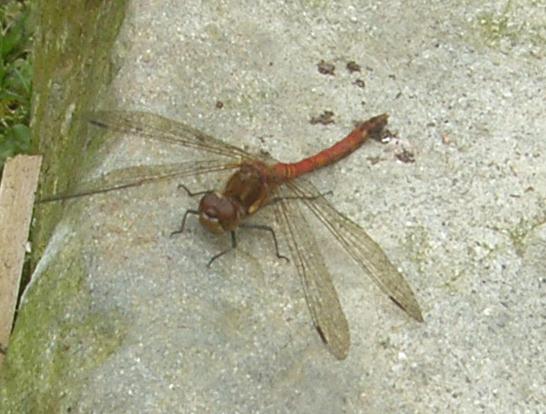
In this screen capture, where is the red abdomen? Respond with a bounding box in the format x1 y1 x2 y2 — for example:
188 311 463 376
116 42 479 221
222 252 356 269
272 113 388 180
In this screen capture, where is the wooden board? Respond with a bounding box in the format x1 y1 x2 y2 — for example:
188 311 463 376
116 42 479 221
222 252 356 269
0 155 42 366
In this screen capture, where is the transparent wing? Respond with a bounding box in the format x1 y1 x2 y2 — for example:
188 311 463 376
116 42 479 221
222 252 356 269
286 178 423 322
275 194 351 360
41 109 258 202
39 159 239 203
87 110 254 159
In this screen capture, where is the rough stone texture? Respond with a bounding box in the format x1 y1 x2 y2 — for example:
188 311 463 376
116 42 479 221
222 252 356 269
2 0 545 413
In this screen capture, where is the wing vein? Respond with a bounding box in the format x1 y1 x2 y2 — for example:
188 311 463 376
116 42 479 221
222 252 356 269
275 194 350 360
286 179 423 322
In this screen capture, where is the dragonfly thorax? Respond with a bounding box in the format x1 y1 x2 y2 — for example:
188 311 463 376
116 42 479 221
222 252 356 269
198 191 243 234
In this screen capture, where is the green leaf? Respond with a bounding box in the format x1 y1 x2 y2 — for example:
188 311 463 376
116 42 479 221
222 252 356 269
9 123 31 149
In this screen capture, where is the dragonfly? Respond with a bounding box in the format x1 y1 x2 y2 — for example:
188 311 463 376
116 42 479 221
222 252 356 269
41 110 423 360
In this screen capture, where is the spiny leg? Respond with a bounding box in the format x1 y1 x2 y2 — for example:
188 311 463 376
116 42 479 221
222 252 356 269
207 231 237 267
171 211 238 267
239 223 289 262
171 185 213 235
177 184 211 197
170 209 199 237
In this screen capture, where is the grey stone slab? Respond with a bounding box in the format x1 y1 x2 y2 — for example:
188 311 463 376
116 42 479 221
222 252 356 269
4 1 545 413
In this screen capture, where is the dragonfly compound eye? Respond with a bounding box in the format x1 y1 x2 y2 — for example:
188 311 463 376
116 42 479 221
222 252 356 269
199 192 238 234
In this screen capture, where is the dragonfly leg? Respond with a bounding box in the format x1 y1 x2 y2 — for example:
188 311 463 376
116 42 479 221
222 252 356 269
267 190 333 206
170 209 199 237
177 184 211 197
207 231 237 267
239 223 289 262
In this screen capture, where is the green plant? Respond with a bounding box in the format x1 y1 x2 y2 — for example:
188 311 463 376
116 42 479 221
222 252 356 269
0 1 32 170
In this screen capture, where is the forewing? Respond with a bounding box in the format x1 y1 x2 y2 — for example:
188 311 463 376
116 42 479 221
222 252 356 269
286 179 424 322
87 110 253 159
39 159 238 203
275 195 350 360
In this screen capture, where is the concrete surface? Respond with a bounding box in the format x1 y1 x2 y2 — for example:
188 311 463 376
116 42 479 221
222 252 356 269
3 0 545 413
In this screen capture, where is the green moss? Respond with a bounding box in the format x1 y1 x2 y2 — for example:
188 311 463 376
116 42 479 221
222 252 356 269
1 1 129 411
508 212 546 257
0 235 128 412
31 0 128 267
476 1 546 52
477 12 518 45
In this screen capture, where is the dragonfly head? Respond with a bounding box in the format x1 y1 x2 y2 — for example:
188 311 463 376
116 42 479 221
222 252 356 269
198 192 240 234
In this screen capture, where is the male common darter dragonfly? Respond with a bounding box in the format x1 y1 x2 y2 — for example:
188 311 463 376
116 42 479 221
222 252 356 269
41 110 423 360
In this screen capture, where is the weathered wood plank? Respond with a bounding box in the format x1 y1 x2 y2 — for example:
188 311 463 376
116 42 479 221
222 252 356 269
0 155 42 366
